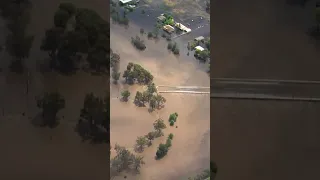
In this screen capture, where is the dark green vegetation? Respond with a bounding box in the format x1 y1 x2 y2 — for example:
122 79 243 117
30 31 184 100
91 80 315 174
121 90 131 101
110 49 121 83
36 92 65 128
110 144 145 177
168 112 178 126
134 90 166 110
163 14 175 26
41 3 110 74
123 62 153 85
110 1 130 26
167 41 180 55
131 36 146 50
77 93 109 143
156 133 174 159
0 0 34 73
188 37 210 62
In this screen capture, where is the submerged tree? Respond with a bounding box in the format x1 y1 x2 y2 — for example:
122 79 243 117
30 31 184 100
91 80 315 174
36 92 65 128
121 90 131 102
153 118 166 137
78 93 109 143
135 136 148 152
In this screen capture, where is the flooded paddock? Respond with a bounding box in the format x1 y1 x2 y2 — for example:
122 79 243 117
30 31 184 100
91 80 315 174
110 11 210 180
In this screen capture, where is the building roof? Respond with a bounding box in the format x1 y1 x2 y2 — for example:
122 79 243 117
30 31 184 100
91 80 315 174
195 46 205 51
119 0 133 4
175 23 191 33
163 25 175 33
194 36 205 41
157 15 166 21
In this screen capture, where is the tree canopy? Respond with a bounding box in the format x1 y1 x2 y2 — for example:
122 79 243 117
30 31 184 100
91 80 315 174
41 3 110 73
36 92 65 128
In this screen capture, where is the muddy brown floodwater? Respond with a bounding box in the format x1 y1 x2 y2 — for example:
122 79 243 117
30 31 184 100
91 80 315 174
110 18 210 179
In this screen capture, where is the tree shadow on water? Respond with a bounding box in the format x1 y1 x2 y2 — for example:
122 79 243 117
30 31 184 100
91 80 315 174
30 112 60 128
75 119 109 144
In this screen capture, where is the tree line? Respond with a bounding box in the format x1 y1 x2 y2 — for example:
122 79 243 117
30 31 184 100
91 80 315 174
0 0 34 73
36 92 109 143
41 3 110 74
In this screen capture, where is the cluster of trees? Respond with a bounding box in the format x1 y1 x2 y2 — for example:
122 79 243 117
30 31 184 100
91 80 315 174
168 112 178 126
195 49 210 62
110 49 121 83
110 9 129 26
134 84 166 110
156 133 174 159
110 144 145 177
41 3 110 74
167 41 180 55
123 62 153 85
134 118 167 153
131 36 146 50
36 92 109 143
0 0 34 73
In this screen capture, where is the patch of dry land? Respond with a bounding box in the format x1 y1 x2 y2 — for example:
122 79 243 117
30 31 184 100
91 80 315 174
110 22 210 179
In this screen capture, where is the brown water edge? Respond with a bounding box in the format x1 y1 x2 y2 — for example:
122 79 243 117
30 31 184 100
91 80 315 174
110 22 210 179
211 99 320 180
211 0 320 80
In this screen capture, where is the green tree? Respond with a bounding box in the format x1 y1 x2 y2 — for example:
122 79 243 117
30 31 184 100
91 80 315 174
36 92 65 128
153 118 166 136
134 91 144 106
135 136 148 152
121 90 130 101
155 94 166 108
156 143 169 159
6 31 34 73
168 133 174 140
79 93 109 143
147 83 157 94
112 70 120 83
149 95 157 111
40 27 65 64
145 131 157 145
110 144 145 177
132 155 145 173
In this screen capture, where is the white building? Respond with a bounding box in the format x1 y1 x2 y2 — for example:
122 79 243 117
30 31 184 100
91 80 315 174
119 0 133 4
175 23 191 33
195 46 205 52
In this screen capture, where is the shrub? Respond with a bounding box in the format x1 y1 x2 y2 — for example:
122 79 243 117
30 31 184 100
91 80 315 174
168 133 174 140
166 138 172 147
147 32 153 38
131 36 146 50
169 120 174 126
173 48 180 55
156 143 169 159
